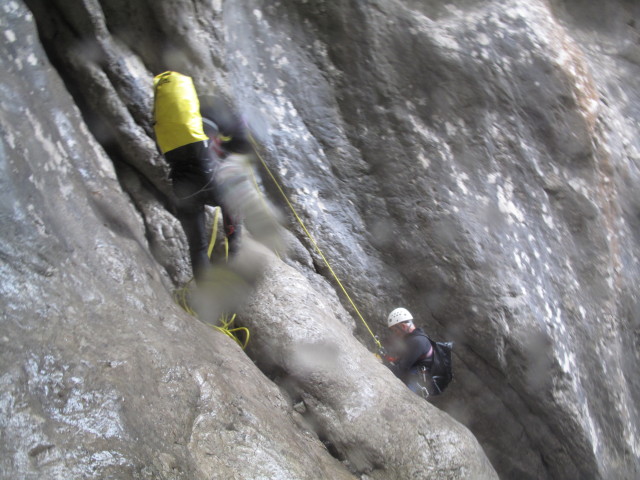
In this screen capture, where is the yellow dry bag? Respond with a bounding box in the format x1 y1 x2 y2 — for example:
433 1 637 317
153 71 209 154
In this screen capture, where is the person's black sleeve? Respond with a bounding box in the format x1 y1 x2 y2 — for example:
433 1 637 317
200 95 252 154
390 336 428 378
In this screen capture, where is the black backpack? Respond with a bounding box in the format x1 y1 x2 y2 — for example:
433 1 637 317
428 338 454 395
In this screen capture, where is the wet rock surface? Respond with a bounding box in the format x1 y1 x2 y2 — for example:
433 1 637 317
2 0 639 479
241 256 497 479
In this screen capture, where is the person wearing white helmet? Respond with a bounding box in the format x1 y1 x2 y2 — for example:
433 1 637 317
383 307 435 397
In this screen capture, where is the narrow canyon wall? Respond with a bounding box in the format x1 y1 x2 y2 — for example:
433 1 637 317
2 0 639 479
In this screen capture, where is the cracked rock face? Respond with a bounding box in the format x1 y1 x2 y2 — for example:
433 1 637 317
2 0 640 479
241 257 497 479
0 5 357 480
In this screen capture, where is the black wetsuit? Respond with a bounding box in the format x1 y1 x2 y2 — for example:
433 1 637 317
387 328 434 383
167 100 251 282
166 140 237 281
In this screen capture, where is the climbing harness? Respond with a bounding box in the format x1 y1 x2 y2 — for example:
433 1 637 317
418 365 432 399
247 132 383 353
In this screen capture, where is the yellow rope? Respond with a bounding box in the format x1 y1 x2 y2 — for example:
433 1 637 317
173 280 197 316
208 313 250 349
207 206 220 258
248 133 382 350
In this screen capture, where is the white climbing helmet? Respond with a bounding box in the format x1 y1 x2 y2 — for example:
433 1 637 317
387 307 413 328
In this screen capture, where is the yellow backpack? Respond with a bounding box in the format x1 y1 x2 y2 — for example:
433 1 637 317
153 71 208 154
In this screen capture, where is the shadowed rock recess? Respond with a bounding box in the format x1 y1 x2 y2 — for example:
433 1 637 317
1 0 638 478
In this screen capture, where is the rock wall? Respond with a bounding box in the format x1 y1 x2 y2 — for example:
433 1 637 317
2 0 639 479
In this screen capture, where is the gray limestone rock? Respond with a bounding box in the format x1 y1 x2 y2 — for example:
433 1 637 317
0 4 355 480
241 256 497 479
2 0 639 479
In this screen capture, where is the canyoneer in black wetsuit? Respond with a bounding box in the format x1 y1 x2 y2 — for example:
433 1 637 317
153 71 247 282
383 307 436 398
